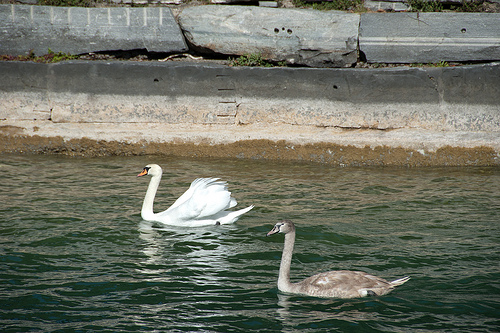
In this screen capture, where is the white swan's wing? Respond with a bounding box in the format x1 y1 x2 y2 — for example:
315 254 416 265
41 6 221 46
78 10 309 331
158 178 237 222
186 178 235 218
167 178 216 211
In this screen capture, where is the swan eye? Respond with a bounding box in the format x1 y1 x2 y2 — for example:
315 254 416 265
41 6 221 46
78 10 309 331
144 167 151 173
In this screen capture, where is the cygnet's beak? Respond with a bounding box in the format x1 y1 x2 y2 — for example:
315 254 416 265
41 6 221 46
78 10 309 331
266 225 280 237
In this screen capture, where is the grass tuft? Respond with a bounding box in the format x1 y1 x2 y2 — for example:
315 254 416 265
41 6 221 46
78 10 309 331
0 49 79 63
229 53 286 67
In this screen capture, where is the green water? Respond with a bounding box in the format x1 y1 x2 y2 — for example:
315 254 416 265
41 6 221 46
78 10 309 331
1 155 499 332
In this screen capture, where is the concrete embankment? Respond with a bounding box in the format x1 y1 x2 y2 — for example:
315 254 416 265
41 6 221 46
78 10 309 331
1 60 499 166
1 4 499 166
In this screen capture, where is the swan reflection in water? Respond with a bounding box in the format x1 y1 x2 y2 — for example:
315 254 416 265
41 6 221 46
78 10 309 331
134 220 246 327
137 220 236 284
137 220 169 280
276 293 382 331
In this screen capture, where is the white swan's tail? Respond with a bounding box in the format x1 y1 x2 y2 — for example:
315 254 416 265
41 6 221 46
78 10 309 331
218 205 254 225
390 276 411 286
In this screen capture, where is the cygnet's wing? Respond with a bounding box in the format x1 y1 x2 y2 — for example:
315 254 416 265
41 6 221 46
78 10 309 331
299 270 392 298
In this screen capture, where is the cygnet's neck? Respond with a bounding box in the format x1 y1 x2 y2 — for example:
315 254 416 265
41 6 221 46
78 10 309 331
278 231 296 293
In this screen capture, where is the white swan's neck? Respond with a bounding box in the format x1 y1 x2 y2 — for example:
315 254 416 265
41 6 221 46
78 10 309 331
278 231 296 293
141 172 161 221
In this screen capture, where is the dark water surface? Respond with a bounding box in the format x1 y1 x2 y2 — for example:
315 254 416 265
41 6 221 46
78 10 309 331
1 155 499 332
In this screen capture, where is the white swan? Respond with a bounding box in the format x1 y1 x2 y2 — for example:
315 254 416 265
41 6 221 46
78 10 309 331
137 164 253 227
267 220 410 298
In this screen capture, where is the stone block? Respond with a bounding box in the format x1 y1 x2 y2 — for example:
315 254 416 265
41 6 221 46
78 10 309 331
359 12 500 63
0 4 188 56
178 5 359 67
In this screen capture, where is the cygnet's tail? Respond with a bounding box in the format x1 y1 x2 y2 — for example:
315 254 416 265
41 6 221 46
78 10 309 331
390 276 411 287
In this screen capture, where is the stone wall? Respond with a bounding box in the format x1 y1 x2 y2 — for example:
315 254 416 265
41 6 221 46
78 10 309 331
2 5 499 67
1 4 499 166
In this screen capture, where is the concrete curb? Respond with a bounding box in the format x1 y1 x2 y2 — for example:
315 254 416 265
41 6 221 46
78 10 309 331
2 61 499 131
359 12 500 63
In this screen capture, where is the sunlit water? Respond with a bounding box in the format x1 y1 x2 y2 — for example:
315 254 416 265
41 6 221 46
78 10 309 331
0 155 499 332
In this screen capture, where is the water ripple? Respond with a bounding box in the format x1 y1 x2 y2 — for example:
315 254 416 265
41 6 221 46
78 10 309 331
0 156 499 332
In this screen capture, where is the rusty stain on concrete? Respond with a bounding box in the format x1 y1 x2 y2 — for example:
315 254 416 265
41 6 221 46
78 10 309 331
1 133 497 167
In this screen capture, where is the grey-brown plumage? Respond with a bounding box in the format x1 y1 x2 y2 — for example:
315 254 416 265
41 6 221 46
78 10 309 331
267 220 410 298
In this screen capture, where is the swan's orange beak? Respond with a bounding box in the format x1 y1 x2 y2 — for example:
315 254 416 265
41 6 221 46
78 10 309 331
137 169 148 177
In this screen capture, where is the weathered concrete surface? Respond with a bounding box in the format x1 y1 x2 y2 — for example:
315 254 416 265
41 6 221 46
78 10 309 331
360 12 500 63
1 121 498 166
1 60 499 166
2 61 499 132
0 4 187 56
178 6 359 67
